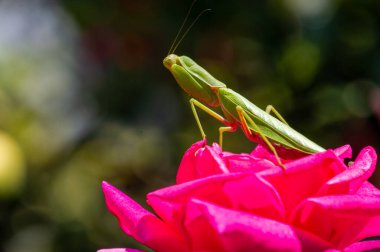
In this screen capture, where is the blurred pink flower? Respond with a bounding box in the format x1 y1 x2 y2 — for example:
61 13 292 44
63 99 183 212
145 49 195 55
99 140 380 252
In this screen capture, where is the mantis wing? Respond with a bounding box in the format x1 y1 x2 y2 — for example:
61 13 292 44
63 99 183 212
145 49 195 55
218 88 325 154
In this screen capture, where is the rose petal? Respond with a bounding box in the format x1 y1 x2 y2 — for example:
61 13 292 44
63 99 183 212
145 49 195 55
250 144 281 163
343 240 380 252
149 173 243 228
98 249 144 252
184 199 335 252
148 172 285 228
258 150 346 217
222 173 285 220
211 142 223 154
252 142 316 161
333 145 352 160
292 194 380 249
356 216 380 247
357 181 380 196
101 182 187 252
195 145 229 175
319 147 377 195
222 152 276 173
176 140 204 184
176 140 228 183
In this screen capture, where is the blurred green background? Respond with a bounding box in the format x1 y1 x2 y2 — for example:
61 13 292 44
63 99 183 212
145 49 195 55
0 0 379 251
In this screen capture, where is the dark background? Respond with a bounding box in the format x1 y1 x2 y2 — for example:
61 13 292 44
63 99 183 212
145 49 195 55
0 0 379 251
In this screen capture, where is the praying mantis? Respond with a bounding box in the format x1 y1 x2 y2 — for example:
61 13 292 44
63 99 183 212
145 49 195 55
163 4 325 168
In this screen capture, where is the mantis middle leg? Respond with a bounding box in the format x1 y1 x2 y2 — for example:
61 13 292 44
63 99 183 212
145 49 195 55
236 106 285 169
265 105 288 125
190 98 236 147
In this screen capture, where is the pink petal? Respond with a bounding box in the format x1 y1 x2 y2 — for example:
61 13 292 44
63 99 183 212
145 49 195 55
292 194 380 249
176 140 228 183
98 249 144 252
250 144 281 163
149 173 241 226
319 147 377 195
184 199 335 252
176 140 204 184
210 142 223 154
343 240 380 252
251 144 352 164
333 145 352 160
148 172 285 228
222 152 276 173
357 181 380 196
221 173 285 220
194 145 229 174
252 142 318 160
258 150 347 217
101 182 187 252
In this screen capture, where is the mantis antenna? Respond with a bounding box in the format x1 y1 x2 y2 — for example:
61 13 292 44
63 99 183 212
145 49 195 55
167 0 198 55
167 0 211 55
170 8 211 54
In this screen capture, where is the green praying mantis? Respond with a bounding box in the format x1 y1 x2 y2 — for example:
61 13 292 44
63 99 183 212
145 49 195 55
163 4 325 168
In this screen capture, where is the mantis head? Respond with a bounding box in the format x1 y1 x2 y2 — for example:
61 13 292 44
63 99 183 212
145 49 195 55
163 54 226 107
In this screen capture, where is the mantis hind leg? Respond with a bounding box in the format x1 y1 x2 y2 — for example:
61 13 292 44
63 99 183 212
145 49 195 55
265 105 288 125
219 125 237 148
190 98 234 147
236 106 285 169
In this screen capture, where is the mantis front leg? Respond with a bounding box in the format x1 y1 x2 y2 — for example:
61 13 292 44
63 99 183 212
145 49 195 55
190 98 236 147
236 106 285 169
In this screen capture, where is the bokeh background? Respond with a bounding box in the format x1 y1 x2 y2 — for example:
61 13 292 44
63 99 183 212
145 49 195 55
0 0 379 251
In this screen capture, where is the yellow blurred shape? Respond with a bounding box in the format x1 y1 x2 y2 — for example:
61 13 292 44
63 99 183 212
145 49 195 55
0 131 25 198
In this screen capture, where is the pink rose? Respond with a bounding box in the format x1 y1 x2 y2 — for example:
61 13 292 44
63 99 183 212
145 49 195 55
99 140 380 252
